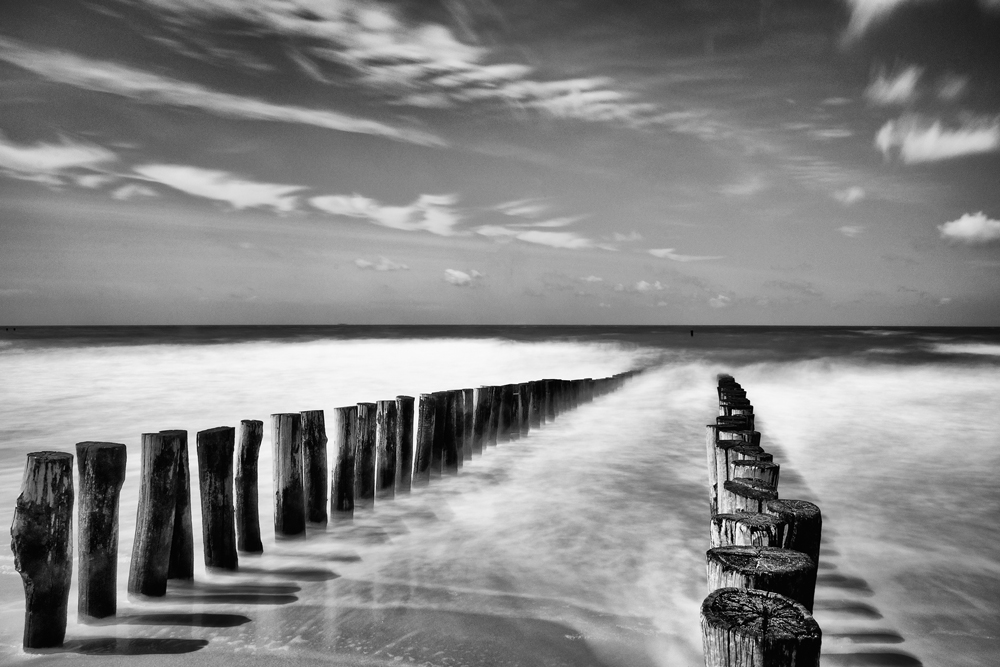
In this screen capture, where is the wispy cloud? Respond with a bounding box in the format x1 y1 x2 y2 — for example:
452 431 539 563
311 193 463 236
0 130 116 185
843 0 911 40
443 269 482 287
133 164 305 211
111 183 159 200
0 36 444 147
493 198 549 218
355 256 409 271
876 115 1000 163
839 225 866 238
834 186 866 205
709 294 732 308
938 212 1000 244
648 248 724 262
865 65 922 106
580 275 603 283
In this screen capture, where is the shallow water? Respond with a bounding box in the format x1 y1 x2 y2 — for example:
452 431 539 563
0 327 997 667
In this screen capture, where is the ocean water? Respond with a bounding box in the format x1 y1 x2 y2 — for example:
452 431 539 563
0 326 997 667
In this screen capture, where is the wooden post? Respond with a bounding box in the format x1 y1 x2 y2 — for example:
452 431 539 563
129 433 178 597
472 387 489 455
710 512 786 549
544 380 556 421
413 394 435 486
517 383 530 437
11 451 74 648
498 384 514 442
161 430 193 580
765 499 823 565
732 460 779 488
720 478 778 514
76 442 126 620
707 545 817 611
462 388 474 460
701 588 821 667
431 391 447 475
396 395 414 494
444 391 460 474
487 385 501 446
528 381 542 428
376 399 398 500
301 410 328 525
330 406 357 519
272 413 305 536
453 390 466 466
196 426 238 570
355 402 377 509
235 420 263 553
509 387 521 441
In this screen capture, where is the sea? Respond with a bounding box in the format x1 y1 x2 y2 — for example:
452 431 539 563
0 325 997 667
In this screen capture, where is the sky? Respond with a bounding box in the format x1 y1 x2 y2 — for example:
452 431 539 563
1 0 999 325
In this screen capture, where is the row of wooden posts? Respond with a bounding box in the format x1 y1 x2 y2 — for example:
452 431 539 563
700 374 824 667
9 371 639 649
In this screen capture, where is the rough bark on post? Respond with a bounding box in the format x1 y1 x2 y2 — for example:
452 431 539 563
376 399 398 500
444 391 461 474
462 388 474 460
396 395 414 494
413 395 435 486
272 413 305 535
487 385 501 446
235 420 264 553
707 545 817 611
355 402 377 509
517 383 530 437
720 478 778 514
498 384 514 442
76 441 126 620
714 436 764 499
11 451 74 648
701 588 821 667
330 406 357 519
710 512 786 549
528 381 542 428
129 433 178 597
453 390 466 466
196 426 238 570
472 387 489 455
732 460 780 488
765 499 823 565
161 429 193 580
431 391 447 475
301 410 329 525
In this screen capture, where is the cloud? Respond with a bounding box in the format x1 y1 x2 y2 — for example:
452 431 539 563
75 173 119 188
311 193 463 236
494 198 548 218
865 65 922 106
355 256 409 271
444 269 482 286
0 131 116 184
0 36 444 147
937 74 968 101
843 0 911 40
839 225 866 237
648 248 724 262
634 281 665 293
612 231 643 242
111 183 159 200
834 186 866 205
938 212 1000 244
133 164 305 211
876 115 1000 163
580 275 603 283
475 225 603 250
709 295 732 308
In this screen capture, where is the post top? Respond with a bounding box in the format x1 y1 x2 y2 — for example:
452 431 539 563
75 441 126 452
26 450 73 462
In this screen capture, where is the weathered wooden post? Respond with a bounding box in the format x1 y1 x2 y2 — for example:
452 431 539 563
720 478 778 514
444 391 461 474
462 388 474 460
498 384 514 442
453 390 466 466
431 391 447 475
701 588 821 667
528 381 542 428
707 545 817 612
129 433 178 597
76 442 126 620
11 451 74 648
413 394 435 486
376 399 398 500
301 410 328 525
544 380 556 421
765 499 823 564
355 402 377 508
710 512 786 549
517 383 530 437
196 426 238 570
472 387 489 455
487 385 501 447
732 460 779 488
396 395 414 494
161 429 193 580
235 420 263 553
330 406 357 519
509 387 521 441
272 413 305 536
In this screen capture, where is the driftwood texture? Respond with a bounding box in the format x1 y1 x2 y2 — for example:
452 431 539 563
11 451 74 648
701 587 821 667
720 478 779 514
330 406 357 518
76 441 126 620
375 399 398 499
444 391 460 474
161 429 194 580
355 402 377 509
707 545 817 612
487 385 501 447
235 420 264 553
301 410 329 525
196 426 238 570
472 387 489 455
395 395 415 494
272 413 305 536
765 499 823 565
412 395 435 486
710 512 786 549
462 388 474 460
129 433 178 597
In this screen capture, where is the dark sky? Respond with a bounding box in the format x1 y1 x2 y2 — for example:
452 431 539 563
1 0 999 324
